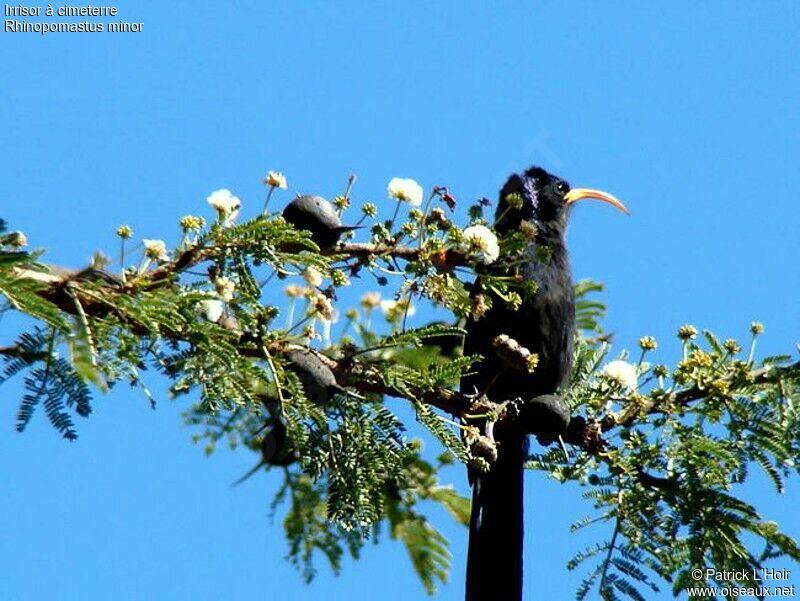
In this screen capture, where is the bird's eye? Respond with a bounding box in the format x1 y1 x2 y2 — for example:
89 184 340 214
555 181 567 195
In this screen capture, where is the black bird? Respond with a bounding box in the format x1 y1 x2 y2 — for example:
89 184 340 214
462 167 627 601
282 195 360 249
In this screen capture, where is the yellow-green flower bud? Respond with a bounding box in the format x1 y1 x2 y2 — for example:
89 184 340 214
653 364 669 378
638 336 657 351
505 192 524 210
519 220 538 240
331 270 350 287
690 349 713 368
504 291 522 311
333 195 350 210
408 208 423 222
468 205 484 220
116 225 133 239
723 339 741 354
400 222 417 237
180 215 205 232
370 223 390 240
522 280 539 299
261 306 279 320
710 379 730 397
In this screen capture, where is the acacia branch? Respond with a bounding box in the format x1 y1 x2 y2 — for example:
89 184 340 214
335 242 466 266
600 361 798 433
143 240 468 286
9 259 476 422
10 254 796 459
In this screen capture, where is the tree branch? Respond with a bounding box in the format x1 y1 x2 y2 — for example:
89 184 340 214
600 361 798 433
9 253 796 461
9 258 477 423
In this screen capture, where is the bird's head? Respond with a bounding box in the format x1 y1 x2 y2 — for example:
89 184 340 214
494 166 627 235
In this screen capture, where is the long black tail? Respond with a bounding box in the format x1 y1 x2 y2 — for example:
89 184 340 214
465 434 525 601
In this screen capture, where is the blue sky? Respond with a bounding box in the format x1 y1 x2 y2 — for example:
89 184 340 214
2 2 799 599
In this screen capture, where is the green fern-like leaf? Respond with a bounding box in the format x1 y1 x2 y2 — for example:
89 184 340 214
0 271 70 332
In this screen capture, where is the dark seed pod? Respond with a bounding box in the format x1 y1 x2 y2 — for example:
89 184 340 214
522 394 571 438
282 195 361 249
285 347 344 405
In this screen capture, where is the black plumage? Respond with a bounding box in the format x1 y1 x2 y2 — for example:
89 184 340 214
462 166 626 600
282 195 360 249
463 168 576 400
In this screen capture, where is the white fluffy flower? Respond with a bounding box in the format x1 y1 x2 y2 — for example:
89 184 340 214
602 360 638 391
381 298 416 321
264 171 288 189
285 284 306 298
387 177 423 207
360 292 381 310
311 294 334 321
142 239 169 261
462 224 500 264
197 299 225 323
207 188 241 225
303 265 324 288
214 276 236 302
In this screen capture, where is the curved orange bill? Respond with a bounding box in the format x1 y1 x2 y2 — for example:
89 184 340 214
564 188 629 214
